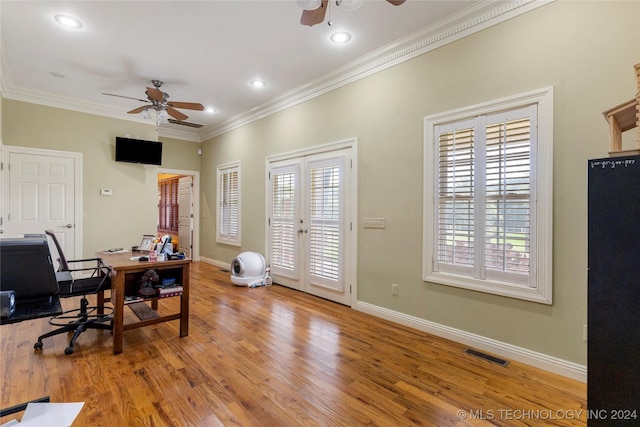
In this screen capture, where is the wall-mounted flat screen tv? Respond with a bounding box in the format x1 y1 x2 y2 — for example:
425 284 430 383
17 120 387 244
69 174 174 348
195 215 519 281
115 137 162 165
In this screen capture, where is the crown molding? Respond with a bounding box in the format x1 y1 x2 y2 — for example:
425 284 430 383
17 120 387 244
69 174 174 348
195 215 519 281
158 127 201 143
200 0 552 140
1 0 551 143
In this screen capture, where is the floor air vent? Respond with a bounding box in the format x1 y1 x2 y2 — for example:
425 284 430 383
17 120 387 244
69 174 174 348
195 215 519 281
464 348 510 367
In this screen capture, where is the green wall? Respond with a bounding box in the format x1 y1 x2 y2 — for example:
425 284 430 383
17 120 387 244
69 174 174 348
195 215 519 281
200 1 640 366
2 1 638 367
1 102 201 255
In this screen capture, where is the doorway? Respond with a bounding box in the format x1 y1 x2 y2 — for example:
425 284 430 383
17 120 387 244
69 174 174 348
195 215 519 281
266 139 357 307
157 168 200 261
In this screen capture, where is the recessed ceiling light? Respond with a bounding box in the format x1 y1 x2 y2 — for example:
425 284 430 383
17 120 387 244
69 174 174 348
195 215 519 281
250 79 266 88
330 32 352 44
206 107 216 113
54 14 83 29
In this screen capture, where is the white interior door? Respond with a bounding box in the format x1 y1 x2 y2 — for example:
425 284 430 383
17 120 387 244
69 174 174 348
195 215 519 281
268 144 355 306
178 176 193 258
2 147 80 265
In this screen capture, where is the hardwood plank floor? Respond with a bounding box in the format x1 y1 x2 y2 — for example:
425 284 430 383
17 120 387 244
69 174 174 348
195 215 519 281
1 262 586 426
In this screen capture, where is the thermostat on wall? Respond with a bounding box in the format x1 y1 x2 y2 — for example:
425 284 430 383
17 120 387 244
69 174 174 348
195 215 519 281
100 189 113 196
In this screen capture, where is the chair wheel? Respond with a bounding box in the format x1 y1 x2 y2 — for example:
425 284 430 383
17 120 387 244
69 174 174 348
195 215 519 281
64 346 74 355
34 342 43 350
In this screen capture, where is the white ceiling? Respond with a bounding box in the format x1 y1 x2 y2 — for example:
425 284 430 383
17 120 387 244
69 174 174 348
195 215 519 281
0 0 544 141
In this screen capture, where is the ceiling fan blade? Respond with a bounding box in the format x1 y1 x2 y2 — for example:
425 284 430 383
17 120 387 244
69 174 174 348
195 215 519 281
166 107 189 121
300 0 328 26
168 101 205 111
103 92 149 103
146 87 165 102
386 0 406 5
127 106 149 114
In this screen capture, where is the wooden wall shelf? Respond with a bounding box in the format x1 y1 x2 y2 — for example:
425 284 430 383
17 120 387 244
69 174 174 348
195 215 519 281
603 99 636 155
604 63 640 157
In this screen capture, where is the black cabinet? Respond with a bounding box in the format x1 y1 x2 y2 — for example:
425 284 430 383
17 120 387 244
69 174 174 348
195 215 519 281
587 155 640 425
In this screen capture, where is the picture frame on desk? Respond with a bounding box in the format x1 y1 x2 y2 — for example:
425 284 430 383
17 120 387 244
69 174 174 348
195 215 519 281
139 235 155 251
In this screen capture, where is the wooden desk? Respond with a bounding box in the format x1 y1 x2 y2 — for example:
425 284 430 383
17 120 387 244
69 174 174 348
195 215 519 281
98 253 191 354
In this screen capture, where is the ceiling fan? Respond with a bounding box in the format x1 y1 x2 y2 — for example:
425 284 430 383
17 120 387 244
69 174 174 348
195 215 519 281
103 80 204 122
298 0 406 27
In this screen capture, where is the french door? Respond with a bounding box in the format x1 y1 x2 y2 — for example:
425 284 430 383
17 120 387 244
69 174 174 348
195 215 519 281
267 142 356 306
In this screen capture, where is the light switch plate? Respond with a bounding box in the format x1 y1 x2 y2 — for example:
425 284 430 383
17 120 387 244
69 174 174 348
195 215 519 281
363 217 385 229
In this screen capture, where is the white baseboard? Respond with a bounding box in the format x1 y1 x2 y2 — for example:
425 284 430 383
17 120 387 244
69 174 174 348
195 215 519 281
200 256 230 270
356 301 586 383
198 257 586 382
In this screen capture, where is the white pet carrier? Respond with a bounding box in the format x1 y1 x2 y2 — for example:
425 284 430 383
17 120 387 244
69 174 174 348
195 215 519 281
230 252 272 287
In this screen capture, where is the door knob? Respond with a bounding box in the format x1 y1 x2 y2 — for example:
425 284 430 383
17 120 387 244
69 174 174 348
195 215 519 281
61 224 73 228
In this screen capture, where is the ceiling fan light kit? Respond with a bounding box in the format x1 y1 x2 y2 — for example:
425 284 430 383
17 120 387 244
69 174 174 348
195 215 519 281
103 80 204 126
336 0 363 11
299 0 404 27
296 0 322 11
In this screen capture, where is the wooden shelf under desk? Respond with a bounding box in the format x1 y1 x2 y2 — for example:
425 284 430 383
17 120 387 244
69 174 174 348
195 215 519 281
97 252 191 354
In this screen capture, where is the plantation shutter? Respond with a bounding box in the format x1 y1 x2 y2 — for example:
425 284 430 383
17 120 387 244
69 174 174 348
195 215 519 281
158 178 179 232
270 165 299 277
434 106 535 285
434 119 475 276
484 106 536 285
308 158 342 288
217 163 240 244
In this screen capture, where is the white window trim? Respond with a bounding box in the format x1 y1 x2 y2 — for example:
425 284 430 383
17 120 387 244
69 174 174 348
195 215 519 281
423 87 553 304
216 161 241 246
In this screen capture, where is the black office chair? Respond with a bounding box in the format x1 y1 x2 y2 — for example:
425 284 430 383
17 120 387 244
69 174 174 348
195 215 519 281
35 230 114 355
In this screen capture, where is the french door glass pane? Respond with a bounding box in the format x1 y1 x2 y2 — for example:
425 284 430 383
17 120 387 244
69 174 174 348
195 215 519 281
309 164 341 282
271 171 296 271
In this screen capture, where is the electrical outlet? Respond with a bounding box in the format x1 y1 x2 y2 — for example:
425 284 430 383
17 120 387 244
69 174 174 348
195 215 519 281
392 283 398 296
583 325 588 342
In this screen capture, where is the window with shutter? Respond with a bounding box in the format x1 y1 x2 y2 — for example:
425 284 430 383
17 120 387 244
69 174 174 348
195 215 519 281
158 178 179 232
217 162 241 245
424 88 553 304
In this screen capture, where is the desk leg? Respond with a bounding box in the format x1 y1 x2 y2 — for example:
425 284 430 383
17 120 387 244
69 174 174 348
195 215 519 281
112 271 125 355
97 290 105 315
180 262 190 337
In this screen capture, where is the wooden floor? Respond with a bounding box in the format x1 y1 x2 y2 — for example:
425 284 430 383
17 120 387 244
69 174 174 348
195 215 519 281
1 262 586 426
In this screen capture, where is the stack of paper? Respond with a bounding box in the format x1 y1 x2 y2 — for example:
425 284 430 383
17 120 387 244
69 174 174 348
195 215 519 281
0 402 84 427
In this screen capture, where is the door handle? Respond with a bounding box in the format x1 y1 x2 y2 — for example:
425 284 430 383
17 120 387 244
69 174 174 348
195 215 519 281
298 228 308 233
60 224 73 228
